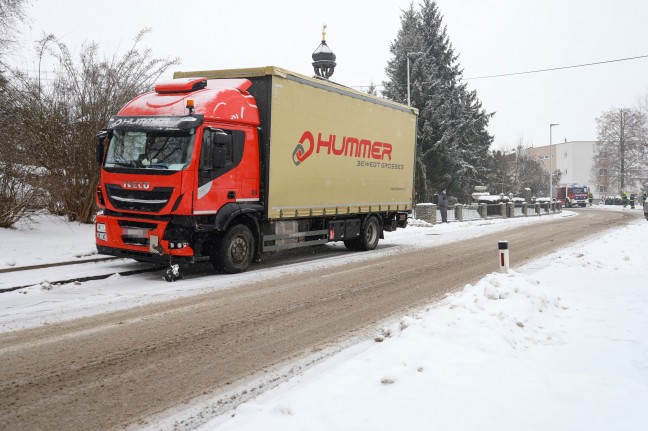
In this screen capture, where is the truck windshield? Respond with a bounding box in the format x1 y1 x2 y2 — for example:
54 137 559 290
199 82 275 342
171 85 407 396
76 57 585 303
104 130 195 171
572 187 587 194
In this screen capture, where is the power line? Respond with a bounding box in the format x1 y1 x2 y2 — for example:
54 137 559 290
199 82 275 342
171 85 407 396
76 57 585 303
351 53 648 89
465 54 648 80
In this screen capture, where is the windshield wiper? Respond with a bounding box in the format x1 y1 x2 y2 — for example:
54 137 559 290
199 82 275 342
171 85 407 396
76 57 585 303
107 160 136 168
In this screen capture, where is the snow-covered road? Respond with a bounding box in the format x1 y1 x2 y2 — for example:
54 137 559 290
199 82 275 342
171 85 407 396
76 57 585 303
1 210 576 333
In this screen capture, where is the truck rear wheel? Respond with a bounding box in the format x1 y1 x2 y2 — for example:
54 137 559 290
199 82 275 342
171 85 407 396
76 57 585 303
211 224 254 274
347 216 380 251
343 239 360 251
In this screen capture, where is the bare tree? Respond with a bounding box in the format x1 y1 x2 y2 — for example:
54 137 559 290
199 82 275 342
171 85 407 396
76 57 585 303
637 93 648 191
0 0 27 56
5 29 180 223
489 139 549 198
593 108 648 195
0 0 36 228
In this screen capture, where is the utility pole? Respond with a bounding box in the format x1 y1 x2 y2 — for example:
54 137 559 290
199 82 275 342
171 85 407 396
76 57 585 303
620 109 625 192
549 123 559 200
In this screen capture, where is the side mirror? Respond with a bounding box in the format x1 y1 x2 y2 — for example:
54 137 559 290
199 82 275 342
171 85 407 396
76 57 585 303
96 131 108 165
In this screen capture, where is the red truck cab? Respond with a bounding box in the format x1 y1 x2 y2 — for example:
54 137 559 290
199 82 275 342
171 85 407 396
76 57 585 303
95 77 261 270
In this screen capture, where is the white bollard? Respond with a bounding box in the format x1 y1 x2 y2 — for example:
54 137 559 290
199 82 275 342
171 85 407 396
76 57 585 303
498 241 509 273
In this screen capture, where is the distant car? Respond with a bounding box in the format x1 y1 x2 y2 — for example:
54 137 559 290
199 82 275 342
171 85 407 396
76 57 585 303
644 200 648 221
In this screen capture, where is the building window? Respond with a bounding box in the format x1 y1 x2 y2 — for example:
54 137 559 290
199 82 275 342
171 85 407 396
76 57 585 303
599 185 607 193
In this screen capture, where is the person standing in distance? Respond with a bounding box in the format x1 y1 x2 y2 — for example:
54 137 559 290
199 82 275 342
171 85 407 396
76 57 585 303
438 189 448 223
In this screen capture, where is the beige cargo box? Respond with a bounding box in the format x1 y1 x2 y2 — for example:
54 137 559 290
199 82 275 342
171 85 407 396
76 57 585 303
174 66 417 220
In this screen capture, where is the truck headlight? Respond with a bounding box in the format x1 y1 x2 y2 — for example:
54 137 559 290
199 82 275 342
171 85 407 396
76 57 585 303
96 223 107 241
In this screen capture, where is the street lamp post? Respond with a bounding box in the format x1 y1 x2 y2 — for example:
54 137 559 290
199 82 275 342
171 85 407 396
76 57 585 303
549 123 559 201
407 52 423 106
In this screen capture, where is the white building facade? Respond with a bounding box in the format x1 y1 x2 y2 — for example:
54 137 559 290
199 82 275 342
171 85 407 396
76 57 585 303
529 140 647 201
528 141 599 199
554 141 596 188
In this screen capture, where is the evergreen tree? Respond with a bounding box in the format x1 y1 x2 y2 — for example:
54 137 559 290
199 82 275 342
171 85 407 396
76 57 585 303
383 0 493 203
364 82 379 96
383 3 421 105
383 3 427 201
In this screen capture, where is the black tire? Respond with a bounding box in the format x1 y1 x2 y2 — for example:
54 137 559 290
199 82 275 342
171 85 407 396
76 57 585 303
343 238 359 251
211 224 254 274
164 270 178 282
356 216 381 251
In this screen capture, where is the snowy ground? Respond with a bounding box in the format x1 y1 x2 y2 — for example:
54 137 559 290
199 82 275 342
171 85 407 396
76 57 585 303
1 208 647 430
0 214 99 269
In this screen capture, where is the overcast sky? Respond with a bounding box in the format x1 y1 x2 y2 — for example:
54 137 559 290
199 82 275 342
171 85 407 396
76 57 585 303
10 0 648 149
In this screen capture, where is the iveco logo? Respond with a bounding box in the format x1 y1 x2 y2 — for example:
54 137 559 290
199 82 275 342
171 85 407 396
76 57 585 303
123 181 150 190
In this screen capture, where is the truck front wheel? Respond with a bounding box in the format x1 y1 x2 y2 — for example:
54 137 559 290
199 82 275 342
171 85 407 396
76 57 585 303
211 224 254 274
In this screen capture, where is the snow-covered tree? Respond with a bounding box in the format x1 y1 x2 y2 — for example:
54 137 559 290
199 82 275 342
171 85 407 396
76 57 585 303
382 3 428 201
383 0 493 203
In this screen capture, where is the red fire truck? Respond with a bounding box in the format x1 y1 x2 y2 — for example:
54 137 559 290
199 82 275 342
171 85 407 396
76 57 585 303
555 184 589 208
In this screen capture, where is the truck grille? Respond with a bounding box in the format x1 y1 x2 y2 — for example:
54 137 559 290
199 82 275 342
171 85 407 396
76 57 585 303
105 184 173 212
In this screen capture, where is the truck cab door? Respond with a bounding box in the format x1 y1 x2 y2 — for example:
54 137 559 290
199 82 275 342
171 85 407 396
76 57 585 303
194 128 245 214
